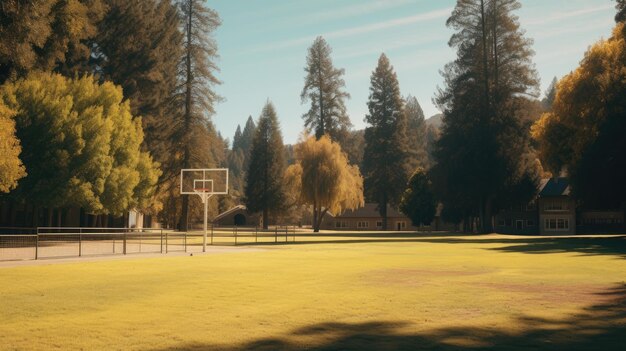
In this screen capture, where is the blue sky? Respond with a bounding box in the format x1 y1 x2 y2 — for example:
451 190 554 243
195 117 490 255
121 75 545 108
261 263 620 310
210 0 616 145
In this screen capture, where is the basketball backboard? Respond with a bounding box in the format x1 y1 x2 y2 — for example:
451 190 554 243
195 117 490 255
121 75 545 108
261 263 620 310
180 168 229 196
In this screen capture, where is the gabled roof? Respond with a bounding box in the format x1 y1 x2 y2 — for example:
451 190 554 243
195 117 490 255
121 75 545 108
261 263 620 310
539 177 571 197
213 205 247 222
334 203 407 219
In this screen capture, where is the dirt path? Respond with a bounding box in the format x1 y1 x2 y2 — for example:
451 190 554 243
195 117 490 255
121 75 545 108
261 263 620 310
0 245 262 268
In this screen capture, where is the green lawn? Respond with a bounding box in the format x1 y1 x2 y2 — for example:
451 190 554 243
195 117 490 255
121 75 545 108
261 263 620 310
1 233 625 350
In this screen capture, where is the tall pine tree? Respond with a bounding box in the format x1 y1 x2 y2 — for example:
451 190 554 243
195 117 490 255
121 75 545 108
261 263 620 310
362 54 410 230
0 0 105 82
404 95 428 171
244 102 286 229
433 0 539 233
175 0 222 230
94 0 182 184
301 37 351 143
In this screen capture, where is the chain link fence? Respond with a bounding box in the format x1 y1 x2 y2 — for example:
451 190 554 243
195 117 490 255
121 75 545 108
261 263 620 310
1 225 298 262
0 228 186 262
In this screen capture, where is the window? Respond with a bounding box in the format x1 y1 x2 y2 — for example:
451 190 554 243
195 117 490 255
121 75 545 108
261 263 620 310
526 219 535 227
498 219 506 227
526 202 537 211
505 219 512 227
335 221 347 228
397 221 406 230
544 200 568 212
545 218 569 231
376 221 383 228
357 221 369 229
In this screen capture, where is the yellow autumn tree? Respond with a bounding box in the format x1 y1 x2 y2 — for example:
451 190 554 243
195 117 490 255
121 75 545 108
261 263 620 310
0 102 26 192
286 135 364 232
532 23 626 207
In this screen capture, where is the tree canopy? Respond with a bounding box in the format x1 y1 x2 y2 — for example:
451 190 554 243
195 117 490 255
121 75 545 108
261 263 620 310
301 36 351 143
533 23 626 208
286 135 364 232
432 0 540 233
0 72 160 217
0 0 105 82
400 169 436 227
175 0 222 229
244 101 287 229
362 54 409 230
0 102 26 193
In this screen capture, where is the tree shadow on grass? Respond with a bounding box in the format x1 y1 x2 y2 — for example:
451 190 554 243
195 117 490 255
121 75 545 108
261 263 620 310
153 284 626 351
248 234 626 259
486 236 626 259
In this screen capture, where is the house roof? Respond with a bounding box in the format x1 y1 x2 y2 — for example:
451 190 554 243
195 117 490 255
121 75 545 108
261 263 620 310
333 203 407 219
539 177 571 197
213 205 247 222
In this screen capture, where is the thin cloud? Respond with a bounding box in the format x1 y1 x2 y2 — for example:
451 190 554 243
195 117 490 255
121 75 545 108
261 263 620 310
526 3 614 26
310 0 414 23
244 7 452 54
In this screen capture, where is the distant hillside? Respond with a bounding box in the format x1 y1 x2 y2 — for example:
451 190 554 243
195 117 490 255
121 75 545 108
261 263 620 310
425 113 443 130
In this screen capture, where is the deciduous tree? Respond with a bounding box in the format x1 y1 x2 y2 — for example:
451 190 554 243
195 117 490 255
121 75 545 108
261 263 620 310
533 24 626 209
285 135 364 232
0 102 26 193
0 73 160 224
400 169 436 227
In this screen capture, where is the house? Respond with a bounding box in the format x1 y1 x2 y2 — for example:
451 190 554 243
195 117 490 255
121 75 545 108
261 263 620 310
322 203 413 231
537 177 577 235
496 177 624 235
494 202 539 235
212 205 261 227
496 177 575 235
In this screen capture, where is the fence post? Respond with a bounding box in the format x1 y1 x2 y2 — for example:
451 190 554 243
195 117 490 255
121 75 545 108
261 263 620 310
35 233 39 260
275 227 277 243
211 225 214 245
160 229 163 253
123 229 127 255
79 228 82 257
166 232 169 253
235 226 238 246
255 226 258 243
184 232 187 252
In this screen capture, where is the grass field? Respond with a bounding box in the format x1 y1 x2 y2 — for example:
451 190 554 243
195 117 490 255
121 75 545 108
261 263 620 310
1 233 625 350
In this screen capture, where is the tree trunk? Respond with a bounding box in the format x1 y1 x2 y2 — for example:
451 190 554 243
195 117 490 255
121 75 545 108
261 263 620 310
381 195 388 231
32 205 40 228
484 197 494 233
312 201 319 232
47 208 53 227
179 0 194 232
480 0 491 111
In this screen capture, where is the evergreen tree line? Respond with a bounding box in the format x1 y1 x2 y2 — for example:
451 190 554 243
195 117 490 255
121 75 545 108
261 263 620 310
0 0 224 228
236 0 626 232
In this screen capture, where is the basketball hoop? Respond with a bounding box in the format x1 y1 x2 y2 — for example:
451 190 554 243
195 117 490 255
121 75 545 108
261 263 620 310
180 168 229 252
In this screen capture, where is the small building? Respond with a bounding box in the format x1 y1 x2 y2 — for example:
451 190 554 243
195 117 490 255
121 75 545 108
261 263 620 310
494 202 539 235
212 205 261 227
322 203 414 231
537 177 576 235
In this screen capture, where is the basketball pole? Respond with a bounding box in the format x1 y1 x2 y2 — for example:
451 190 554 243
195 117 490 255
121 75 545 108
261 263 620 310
203 194 213 253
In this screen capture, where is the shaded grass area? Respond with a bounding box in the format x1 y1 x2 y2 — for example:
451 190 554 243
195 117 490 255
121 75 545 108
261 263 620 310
1 233 625 350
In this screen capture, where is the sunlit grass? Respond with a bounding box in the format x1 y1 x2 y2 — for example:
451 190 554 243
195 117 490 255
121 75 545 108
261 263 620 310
1 233 625 350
